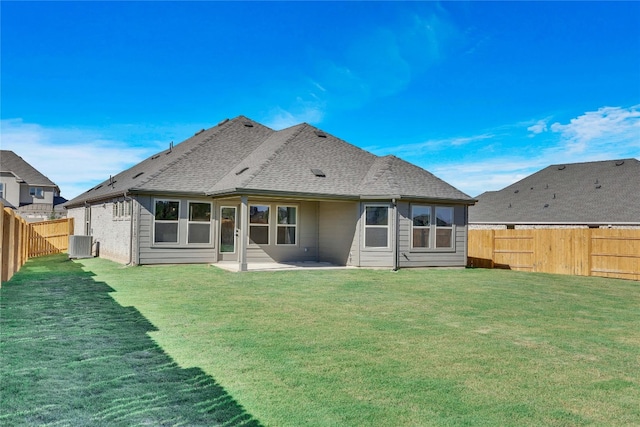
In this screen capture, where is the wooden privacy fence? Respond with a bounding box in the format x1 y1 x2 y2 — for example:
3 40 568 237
468 228 640 281
1 202 74 284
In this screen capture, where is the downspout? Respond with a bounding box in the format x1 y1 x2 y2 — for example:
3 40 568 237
125 192 135 265
392 198 399 271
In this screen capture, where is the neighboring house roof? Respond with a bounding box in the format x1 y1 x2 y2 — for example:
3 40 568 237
0 150 58 187
469 158 640 225
65 116 474 207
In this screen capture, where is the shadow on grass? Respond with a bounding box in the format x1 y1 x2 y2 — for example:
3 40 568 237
0 254 261 427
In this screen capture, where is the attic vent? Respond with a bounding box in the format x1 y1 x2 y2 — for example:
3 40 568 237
195 129 205 135
558 165 566 170
152 154 160 160
243 121 254 127
514 189 519 193
235 167 249 175
94 184 103 190
615 160 625 166
218 118 229 126
595 184 602 189
133 172 144 179
311 168 326 177
544 204 549 208
314 130 327 138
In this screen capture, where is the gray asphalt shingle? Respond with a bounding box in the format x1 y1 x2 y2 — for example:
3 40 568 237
1 150 57 187
66 116 474 207
469 159 640 225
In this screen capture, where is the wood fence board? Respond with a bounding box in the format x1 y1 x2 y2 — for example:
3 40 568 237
1 210 74 285
468 228 640 281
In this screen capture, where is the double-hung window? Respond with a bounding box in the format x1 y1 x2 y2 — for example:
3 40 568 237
411 205 431 248
364 205 390 248
154 199 179 243
411 205 455 250
249 205 269 244
435 207 454 248
277 206 297 245
188 202 212 244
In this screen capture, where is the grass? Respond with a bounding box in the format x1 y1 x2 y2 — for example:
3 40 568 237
0 254 260 426
3 255 639 426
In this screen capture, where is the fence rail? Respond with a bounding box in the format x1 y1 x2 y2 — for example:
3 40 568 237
1 202 74 284
468 228 640 281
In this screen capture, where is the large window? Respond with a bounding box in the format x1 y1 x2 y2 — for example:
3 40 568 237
277 206 297 245
249 205 269 245
364 205 389 248
188 202 212 244
154 200 179 243
411 205 455 250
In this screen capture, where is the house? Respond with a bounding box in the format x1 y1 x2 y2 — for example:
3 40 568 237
469 158 640 229
0 150 67 222
64 116 475 269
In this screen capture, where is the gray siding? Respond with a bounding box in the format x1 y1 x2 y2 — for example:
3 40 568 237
397 202 468 268
318 201 359 266
244 200 319 263
137 195 217 265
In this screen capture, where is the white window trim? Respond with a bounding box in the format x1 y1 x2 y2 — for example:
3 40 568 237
276 205 298 246
187 200 213 245
249 204 270 246
410 205 456 252
362 204 392 250
220 206 237 254
153 198 180 244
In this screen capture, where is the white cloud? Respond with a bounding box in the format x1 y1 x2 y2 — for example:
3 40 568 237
263 102 325 130
0 119 168 200
550 105 640 153
527 119 548 135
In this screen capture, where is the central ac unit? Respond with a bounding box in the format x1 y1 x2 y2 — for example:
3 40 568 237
68 235 93 259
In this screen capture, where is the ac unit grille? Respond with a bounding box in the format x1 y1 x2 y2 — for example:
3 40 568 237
68 235 93 259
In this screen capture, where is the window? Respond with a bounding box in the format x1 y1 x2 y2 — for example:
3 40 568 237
188 202 212 244
411 205 431 248
113 200 131 220
154 200 179 243
0 183 4 199
220 207 236 253
411 205 455 250
277 206 297 245
364 205 389 248
29 187 43 198
249 205 269 244
435 207 454 248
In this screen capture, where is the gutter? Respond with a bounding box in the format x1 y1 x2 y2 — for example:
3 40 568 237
392 198 399 271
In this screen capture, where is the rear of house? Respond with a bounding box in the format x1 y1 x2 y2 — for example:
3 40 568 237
66 116 475 270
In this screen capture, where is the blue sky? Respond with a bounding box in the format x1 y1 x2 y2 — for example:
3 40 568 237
2 1 639 199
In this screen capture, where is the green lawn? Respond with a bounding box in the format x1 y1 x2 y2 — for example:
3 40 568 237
3 255 639 426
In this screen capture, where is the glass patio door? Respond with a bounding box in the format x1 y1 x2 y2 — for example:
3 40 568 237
219 206 237 261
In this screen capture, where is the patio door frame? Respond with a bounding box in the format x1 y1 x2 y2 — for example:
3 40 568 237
219 205 238 261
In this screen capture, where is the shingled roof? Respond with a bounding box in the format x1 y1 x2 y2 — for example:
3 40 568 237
65 116 473 207
0 150 57 187
469 158 640 225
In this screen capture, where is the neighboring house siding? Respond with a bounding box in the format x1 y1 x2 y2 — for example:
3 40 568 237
397 203 468 268
137 195 217 265
0 173 21 207
318 201 359 266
